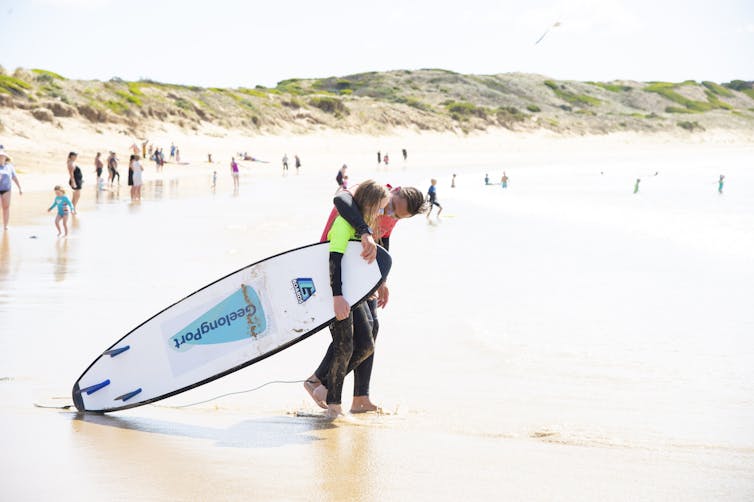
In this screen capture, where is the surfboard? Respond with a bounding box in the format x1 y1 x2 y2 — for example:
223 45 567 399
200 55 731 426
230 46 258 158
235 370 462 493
71 241 391 413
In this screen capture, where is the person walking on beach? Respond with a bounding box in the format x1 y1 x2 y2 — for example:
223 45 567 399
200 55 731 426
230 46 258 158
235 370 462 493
377 151 381 164
485 173 490 185
170 143 176 160
127 154 135 195
130 155 144 201
451 173 456 188
304 184 427 414
0 146 23 231
427 178 443 219
313 180 390 418
282 154 289 173
383 153 389 166
67 152 83 209
718 175 725 194
107 151 120 185
294 154 301 174
402 148 407 161
501 172 508 188
336 164 347 190
230 157 240 190
94 152 104 183
47 185 75 237
634 178 640 194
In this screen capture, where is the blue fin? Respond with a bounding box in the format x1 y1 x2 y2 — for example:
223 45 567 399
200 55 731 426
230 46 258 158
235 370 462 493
79 379 111 395
115 388 142 402
104 346 130 357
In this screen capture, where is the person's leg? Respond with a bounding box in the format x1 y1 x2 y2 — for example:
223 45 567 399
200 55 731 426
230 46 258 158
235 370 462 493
72 189 80 208
325 315 354 417
1 192 10 230
346 303 375 374
62 214 69 236
54 214 61 236
437 203 443 217
352 300 380 412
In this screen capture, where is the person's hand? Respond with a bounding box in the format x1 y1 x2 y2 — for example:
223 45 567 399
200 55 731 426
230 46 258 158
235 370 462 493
376 283 389 308
360 234 377 264
333 296 350 320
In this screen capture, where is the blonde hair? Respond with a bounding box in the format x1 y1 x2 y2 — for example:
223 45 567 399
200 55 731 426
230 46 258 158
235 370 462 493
54 185 65 194
353 179 390 233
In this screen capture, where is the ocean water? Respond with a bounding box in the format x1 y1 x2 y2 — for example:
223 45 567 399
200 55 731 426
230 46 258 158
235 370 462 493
1 143 753 501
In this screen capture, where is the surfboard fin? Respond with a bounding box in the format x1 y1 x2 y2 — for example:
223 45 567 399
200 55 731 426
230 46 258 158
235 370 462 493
77 379 111 395
104 346 130 357
115 388 142 402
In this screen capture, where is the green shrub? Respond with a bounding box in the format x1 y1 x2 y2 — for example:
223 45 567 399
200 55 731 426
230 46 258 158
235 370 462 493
704 91 733 110
677 121 704 131
0 75 31 95
587 81 632 92
127 82 144 96
526 104 541 112
645 82 713 112
702 81 733 97
31 69 65 80
104 100 129 115
309 96 349 116
665 106 693 114
115 89 142 106
544 80 601 106
237 87 268 98
445 101 487 118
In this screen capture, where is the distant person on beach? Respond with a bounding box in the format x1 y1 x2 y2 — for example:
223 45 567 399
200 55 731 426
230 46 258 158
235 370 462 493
0 146 23 231
295 154 301 174
94 152 104 182
107 151 120 185
427 178 443 219
173 149 179 165
718 175 725 194
130 155 144 201
127 154 135 193
282 154 289 172
207 153 212 163
377 151 381 164
485 173 490 185
67 152 83 209
47 185 75 237
501 172 508 188
383 153 389 166
212 171 217 190
451 173 456 188
402 148 407 161
634 178 640 194
304 183 428 414
336 164 347 189
313 180 391 418
141 140 148 159
230 157 240 190
170 143 176 159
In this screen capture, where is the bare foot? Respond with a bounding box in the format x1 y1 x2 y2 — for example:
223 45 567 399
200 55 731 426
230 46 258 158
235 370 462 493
303 378 326 409
325 404 344 419
313 384 328 406
350 396 381 414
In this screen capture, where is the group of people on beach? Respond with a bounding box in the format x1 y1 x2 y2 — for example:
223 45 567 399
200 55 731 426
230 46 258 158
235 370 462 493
375 149 408 166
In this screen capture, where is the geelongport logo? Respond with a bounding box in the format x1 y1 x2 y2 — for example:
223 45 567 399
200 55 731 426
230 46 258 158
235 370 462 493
292 278 315 303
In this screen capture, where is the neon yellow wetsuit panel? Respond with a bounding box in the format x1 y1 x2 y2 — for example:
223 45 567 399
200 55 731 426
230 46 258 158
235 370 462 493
328 216 355 254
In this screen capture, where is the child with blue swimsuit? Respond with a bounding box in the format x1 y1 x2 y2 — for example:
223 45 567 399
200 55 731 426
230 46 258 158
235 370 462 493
47 185 75 237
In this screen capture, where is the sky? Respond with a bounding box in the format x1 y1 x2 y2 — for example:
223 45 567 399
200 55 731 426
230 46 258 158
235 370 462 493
1 0 752 88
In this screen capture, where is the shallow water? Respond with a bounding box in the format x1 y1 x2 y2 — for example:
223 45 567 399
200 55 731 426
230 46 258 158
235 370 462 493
1 144 754 501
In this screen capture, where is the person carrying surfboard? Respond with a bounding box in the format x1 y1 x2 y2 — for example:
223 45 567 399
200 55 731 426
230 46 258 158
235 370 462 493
306 183 427 414
317 180 391 418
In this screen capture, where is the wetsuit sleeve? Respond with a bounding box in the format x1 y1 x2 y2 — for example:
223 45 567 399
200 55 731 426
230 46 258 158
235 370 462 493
329 252 344 296
328 217 353 254
333 191 371 236
48 199 57 211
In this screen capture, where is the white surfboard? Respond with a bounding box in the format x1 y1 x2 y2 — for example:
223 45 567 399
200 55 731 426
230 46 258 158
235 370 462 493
71 241 391 413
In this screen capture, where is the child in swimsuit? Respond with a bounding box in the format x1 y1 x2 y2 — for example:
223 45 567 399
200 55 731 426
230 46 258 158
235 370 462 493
47 185 75 237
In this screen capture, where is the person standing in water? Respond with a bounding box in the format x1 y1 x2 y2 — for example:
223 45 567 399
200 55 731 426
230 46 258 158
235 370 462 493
47 185 75 237
377 151 381 164
318 180 390 418
67 152 83 209
634 178 640 194
107 151 120 185
131 155 144 201
304 184 428 414
501 172 509 188
427 178 443 219
718 175 725 194
230 157 240 190
294 154 301 174
485 173 490 185
94 152 104 183
451 173 456 188
282 153 289 173
402 148 407 161
0 146 23 230
383 153 389 166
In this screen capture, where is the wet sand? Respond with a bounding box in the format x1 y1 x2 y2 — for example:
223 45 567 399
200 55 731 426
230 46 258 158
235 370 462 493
2 133 754 501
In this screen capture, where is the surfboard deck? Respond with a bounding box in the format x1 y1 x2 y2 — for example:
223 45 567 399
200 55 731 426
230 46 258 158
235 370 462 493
72 241 391 413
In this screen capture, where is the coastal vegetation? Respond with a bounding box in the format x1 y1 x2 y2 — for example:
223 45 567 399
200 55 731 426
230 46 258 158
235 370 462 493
1 65 752 135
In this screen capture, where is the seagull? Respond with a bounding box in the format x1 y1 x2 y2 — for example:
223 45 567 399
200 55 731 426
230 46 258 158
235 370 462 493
535 21 561 45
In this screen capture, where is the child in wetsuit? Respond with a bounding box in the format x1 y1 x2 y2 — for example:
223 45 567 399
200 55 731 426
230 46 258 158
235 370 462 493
321 180 390 418
47 185 75 237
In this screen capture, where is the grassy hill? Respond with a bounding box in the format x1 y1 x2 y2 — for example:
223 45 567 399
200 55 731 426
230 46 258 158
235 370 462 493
2 66 753 135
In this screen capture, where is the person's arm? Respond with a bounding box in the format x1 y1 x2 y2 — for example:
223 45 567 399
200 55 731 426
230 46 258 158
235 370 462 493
65 196 75 213
333 191 377 263
12 173 22 195
48 199 56 212
328 218 354 320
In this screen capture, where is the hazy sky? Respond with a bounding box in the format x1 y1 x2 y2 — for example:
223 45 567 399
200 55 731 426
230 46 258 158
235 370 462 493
2 0 752 88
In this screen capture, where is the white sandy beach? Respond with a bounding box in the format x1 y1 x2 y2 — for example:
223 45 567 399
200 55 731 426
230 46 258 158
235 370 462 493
1 124 754 501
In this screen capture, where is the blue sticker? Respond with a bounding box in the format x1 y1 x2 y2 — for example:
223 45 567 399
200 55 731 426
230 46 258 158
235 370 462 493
292 278 315 303
169 284 267 352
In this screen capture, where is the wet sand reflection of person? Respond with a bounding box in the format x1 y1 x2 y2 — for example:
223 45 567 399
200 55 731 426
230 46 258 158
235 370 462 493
54 238 69 282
